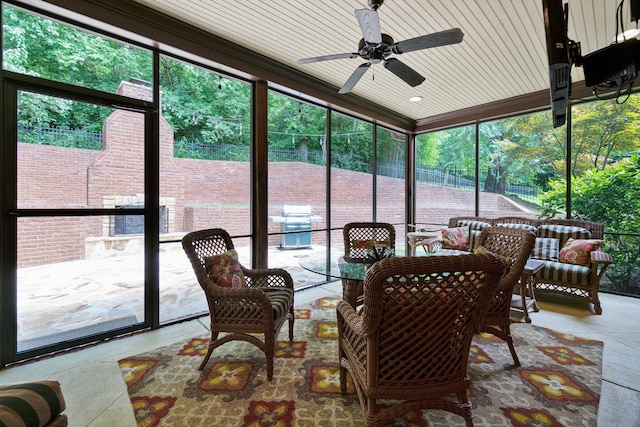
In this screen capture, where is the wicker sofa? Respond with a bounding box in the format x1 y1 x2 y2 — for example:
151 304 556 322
447 216 613 314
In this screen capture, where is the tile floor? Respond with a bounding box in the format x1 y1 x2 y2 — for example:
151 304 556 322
1 281 639 427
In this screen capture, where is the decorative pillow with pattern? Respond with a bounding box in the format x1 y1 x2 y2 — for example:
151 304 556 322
441 227 470 250
204 249 247 288
558 238 604 266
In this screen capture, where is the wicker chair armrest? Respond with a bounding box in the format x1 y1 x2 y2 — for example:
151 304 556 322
336 300 365 335
205 284 281 322
591 249 613 265
591 250 613 279
207 284 272 303
242 267 294 290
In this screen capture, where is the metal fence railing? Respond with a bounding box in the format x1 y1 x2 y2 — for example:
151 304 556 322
18 125 102 150
17 125 538 200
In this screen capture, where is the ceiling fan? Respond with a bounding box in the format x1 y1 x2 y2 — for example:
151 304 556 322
297 0 464 94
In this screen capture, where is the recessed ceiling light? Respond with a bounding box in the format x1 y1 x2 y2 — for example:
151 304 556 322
409 96 423 102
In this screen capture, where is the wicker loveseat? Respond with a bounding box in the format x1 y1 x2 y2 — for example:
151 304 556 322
447 216 613 314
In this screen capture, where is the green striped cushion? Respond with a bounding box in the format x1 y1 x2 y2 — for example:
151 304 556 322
263 287 293 319
495 222 537 233
468 230 482 250
538 261 592 286
0 381 66 427
537 224 591 245
455 220 491 231
532 238 560 261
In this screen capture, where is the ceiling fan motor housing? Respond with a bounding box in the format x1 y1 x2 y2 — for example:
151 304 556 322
358 33 394 61
368 0 384 11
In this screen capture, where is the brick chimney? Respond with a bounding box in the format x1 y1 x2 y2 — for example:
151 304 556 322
87 79 185 236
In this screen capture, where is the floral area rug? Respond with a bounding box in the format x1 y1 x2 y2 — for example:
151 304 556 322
119 297 602 426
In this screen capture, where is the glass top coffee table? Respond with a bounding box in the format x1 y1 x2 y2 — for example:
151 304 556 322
298 252 366 279
298 252 368 306
300 251 545 315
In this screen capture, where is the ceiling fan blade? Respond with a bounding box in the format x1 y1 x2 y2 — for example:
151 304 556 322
392 28 464 54
383 58 425 87
355 9 382 44
298 53 358 64
338 63 371 94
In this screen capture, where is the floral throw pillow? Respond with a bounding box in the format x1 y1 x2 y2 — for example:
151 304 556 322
558 238 604 266
204 249 247 288
441 227 470 250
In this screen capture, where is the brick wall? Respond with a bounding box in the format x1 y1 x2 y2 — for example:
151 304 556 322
17 141 526 267
15 81 529 267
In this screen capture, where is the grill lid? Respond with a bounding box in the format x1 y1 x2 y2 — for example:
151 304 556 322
281 204 312 217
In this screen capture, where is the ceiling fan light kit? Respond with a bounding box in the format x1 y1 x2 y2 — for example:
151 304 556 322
297 1 464 94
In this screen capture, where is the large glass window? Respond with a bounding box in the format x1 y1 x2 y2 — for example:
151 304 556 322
564 97 640 297
267 93 327 287
478 111 563 220
3 6 154 363
414 125 476 227
15 92 147 354
2 5 152 98
159 56 252 323
376 126 406 249
330 112 374 226
330 113 374 257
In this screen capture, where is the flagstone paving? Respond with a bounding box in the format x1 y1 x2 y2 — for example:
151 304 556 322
16 242 328 349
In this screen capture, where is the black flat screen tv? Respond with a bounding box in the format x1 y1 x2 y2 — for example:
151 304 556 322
542 0 571 128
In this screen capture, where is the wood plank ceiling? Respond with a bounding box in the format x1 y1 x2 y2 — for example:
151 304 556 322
130 1 629 129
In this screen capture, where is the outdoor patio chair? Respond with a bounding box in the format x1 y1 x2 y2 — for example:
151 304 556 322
342 222 396 306
182 228 294 381
474 226 536 366
337 254 504 426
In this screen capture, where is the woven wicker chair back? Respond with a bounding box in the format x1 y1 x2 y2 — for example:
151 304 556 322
182 228 235 294
476 226 536 303
359 254 504 386
343 222 396 262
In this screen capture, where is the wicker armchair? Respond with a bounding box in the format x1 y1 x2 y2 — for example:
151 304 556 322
342 222 396 307
474 226 536 366
182 228 294 381
337 254 504 426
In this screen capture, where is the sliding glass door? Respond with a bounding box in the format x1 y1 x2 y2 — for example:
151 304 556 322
4 86 152 363
1 3 158 365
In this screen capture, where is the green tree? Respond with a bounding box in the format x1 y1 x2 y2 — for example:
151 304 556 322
571 97 640 175
415 132 440 168
4 5 152 131
160 58 251 146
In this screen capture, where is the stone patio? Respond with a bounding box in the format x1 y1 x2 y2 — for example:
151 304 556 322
16 242 330 352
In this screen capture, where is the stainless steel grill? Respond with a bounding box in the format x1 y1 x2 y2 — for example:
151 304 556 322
269 205 322 249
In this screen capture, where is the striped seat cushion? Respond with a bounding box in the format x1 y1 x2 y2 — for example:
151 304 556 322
537 261 592 286
262 287 293 319
531 237 560 261
495 222 537 233
455 219 491 231
537 224 591 244
469 230 482 250
0 380 66 427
